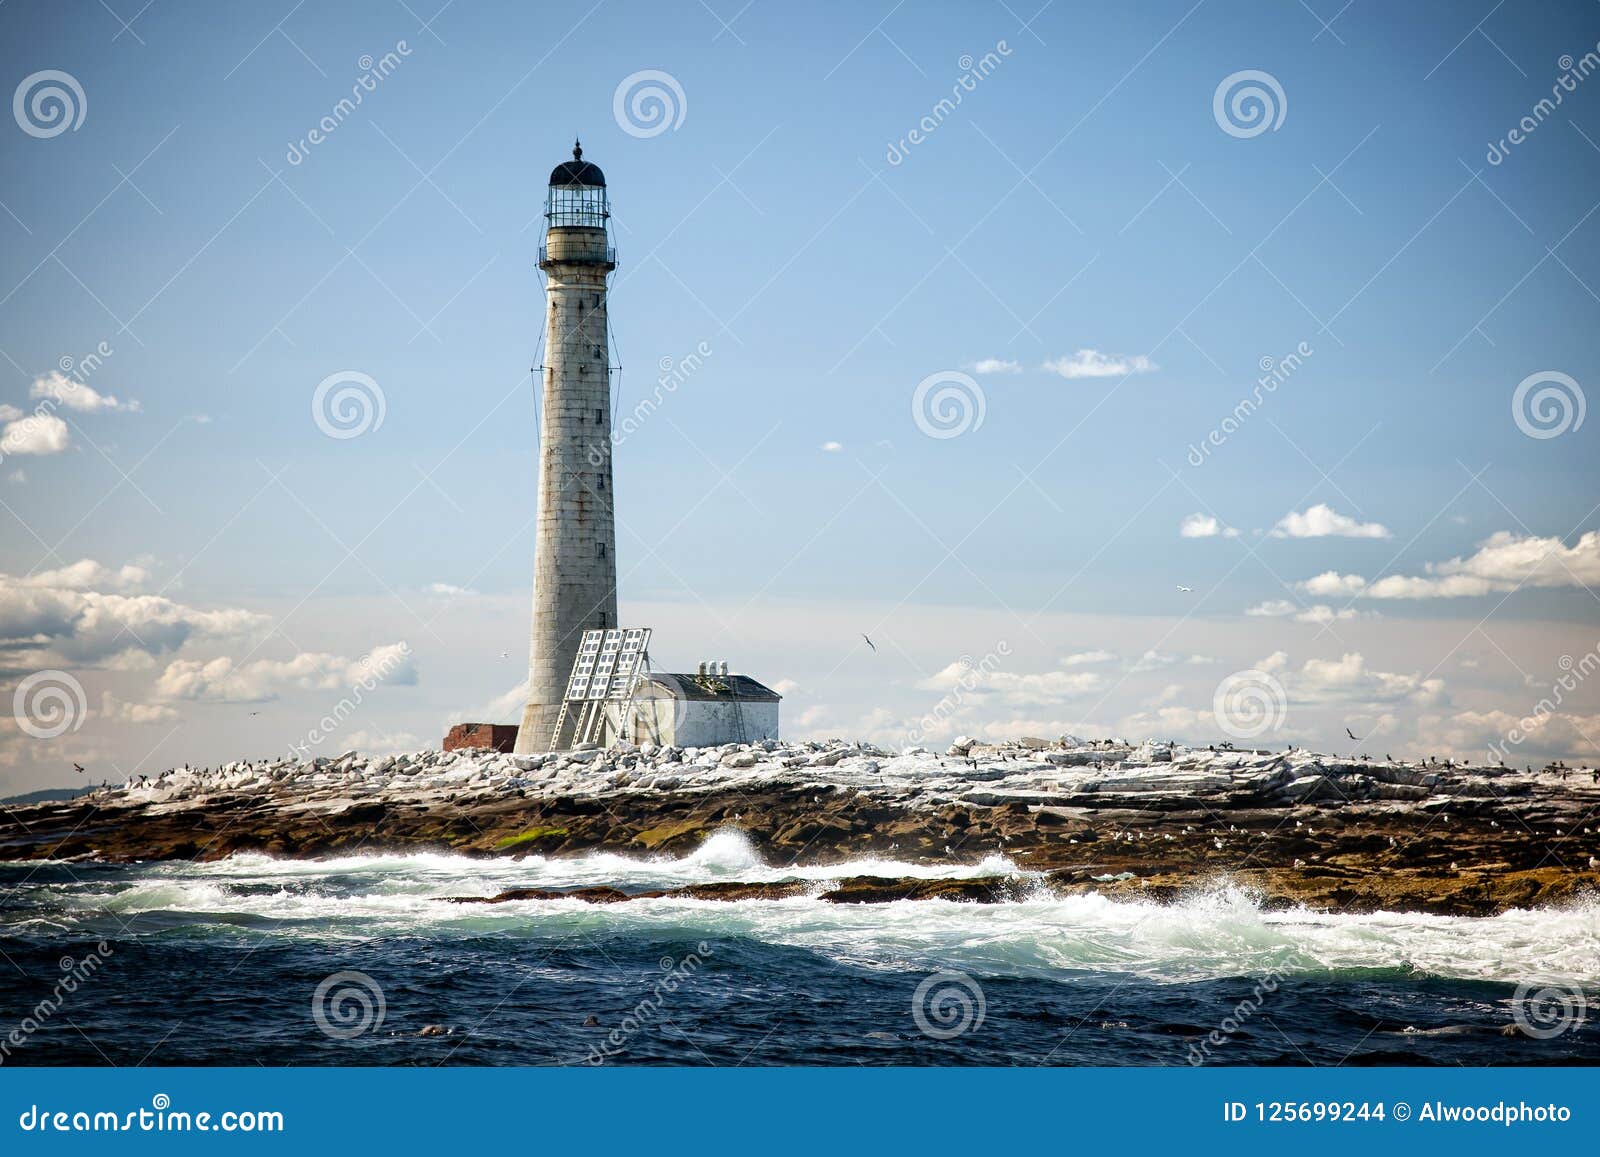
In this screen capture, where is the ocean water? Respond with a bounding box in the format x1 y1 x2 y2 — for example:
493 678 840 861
1 831 1596 1066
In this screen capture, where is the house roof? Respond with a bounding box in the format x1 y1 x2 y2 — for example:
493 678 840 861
641 673 782 702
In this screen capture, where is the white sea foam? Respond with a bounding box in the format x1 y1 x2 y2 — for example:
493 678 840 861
10 832 1598 988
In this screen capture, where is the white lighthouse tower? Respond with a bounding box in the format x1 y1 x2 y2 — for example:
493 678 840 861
514 141 619 753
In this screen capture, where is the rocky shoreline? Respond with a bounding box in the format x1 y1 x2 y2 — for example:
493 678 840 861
4 736 1598 917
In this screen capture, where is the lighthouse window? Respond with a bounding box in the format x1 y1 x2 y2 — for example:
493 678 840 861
599 475 606 490
595 407 603 424
598 543 607 558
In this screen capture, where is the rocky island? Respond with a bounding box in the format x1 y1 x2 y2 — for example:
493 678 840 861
5 736 1597 917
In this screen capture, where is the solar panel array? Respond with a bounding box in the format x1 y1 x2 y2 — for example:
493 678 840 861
562 627 652 703
563 629 606 701
605 628 650 699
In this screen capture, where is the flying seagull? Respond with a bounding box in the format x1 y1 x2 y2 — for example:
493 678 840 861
72 762 84 774
1176 585 1193 593
861 634 877 653
1346 727 1361 742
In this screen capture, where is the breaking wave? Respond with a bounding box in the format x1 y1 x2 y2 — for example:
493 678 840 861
5 831 1598 988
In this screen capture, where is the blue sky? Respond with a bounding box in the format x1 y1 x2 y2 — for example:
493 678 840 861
1 0 1597 791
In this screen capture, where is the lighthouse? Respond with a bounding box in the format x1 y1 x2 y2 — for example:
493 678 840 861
514 142 619 753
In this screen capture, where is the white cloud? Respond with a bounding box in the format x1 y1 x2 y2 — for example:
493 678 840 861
966 358 1023 375
1271 503 1391 539
915 659 1104 706
1296 652 1445 706
1132 650 1219 671
6 469 25 484
1180 512 1239 539
1042 349 1157 379
1258 650 1290 674
29 371 139 413
0 404 21 422
425 582 476 598
1062 649 1117 666
99 692 179 724
21 559 150 592
1415 708 1600 765
0 567 266 666
819 441 844 453
155 641 415 702
1248 599 1369 624
342 727 424 755
1300 532 1600 602
1246 600 1297 617
1117 704 1212 737
449 678 529 726
0 411 70 456
1150 683 1185 706
1293 604 1366 625
1298 570 1369 598
1361 531 1600 599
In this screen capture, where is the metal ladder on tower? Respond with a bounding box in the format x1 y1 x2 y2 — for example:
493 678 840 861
613 652 650 745
547 701 573 753
728 674 748 744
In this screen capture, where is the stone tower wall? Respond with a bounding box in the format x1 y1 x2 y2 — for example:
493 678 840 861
515 225 618 752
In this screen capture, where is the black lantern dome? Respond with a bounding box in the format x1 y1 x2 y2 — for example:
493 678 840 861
545 140 609 229
548 140 606 188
